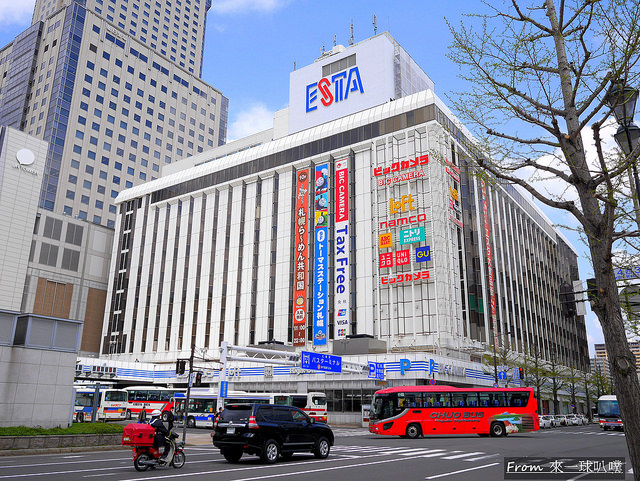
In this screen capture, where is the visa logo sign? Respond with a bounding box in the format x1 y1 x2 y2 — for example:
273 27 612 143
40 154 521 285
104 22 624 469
306 66 365 113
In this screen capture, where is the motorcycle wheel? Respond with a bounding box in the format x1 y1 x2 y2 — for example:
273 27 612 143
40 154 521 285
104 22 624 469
134 453 152 472
172 451 186 469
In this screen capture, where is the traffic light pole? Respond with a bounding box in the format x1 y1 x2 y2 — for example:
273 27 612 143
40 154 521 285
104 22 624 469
181 342 195 445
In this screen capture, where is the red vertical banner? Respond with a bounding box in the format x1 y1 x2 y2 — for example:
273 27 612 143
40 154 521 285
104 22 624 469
293 169 310 346
481 180 498 350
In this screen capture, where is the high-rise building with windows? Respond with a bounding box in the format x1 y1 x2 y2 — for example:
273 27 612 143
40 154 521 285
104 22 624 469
102 33 590 398
0 0 227 354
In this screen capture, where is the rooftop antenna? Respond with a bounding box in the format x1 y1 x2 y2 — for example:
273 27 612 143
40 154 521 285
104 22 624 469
373 14 377 35
349 20 354 45
293 60 296 71
333 34 336 47
321 43 325 55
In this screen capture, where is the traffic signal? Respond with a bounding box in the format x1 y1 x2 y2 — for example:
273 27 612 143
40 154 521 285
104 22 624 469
194 372 202 387
176 360 186 375
518 367 524 380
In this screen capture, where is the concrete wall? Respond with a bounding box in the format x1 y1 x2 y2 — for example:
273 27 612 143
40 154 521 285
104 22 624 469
0 345 76 428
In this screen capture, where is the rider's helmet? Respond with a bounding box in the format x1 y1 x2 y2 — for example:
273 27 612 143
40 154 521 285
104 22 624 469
151 409 162 418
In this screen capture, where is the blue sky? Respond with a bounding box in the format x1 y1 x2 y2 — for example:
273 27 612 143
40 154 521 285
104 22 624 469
0 0 605 355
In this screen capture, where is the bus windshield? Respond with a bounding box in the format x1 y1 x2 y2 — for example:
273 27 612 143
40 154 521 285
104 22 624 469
599 400 620 417
105 391 127 402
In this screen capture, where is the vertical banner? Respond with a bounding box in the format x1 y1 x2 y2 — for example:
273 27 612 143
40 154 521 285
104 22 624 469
292 170 310 346
313 163 329 345
481 180 499 351
334 158 350 340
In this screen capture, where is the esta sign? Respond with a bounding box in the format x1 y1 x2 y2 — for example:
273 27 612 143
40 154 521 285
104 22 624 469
306 66 365 113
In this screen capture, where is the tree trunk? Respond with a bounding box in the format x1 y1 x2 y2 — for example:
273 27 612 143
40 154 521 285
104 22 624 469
590 244 640 479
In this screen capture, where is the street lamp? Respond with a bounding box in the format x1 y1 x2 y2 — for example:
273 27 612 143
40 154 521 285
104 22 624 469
605 83 640 229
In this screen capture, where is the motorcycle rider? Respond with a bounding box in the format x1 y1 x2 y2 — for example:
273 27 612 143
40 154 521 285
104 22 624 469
149 409 171 463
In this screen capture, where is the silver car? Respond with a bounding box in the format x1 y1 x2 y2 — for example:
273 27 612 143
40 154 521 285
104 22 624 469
539 415 553 429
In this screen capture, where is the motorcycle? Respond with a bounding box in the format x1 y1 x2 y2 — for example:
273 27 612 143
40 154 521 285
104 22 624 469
122 423 186 471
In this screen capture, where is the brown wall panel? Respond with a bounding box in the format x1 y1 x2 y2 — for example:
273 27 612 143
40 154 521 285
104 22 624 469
83 288 107 353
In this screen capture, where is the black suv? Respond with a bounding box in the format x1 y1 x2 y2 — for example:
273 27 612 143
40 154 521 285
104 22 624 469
211 403 334 464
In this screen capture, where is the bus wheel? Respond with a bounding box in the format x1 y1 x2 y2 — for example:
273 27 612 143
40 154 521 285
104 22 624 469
405 423 422 439
490 422 505 437
162 411 170 422
125 410 132 420
187 416 196 428
77 413 84 423
603 426 609 431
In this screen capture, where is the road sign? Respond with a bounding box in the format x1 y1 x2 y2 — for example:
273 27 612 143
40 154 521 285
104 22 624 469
429 379 436 385
368 362 385 380
498 371 507 381
219 380 228 398
493 382 499 388
301 351 342 373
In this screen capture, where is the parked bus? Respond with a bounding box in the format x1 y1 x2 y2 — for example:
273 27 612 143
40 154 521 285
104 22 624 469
124 386 185 421
73 385 128 422
173 389 327 428
369 385 539 438
598 395 623 431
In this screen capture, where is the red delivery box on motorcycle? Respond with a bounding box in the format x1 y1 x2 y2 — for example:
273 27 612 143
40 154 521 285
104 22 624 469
122 423 155 446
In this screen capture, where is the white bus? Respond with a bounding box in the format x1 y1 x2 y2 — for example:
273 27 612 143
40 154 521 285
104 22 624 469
174 389 328 428
598 395 623 430
73 385 128 422
123 386 185 421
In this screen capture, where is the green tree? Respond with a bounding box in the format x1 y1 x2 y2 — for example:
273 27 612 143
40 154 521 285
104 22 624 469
546 353 567 414
482 344 520 385
448 1 640 475
563 364 583 414
521 344 550 413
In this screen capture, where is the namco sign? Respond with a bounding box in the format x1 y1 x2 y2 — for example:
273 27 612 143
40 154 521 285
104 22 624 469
306 66 364 113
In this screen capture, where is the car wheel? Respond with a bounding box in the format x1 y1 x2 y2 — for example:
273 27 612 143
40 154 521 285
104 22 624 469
314 437 330 459
260 439 280 464
490 422 505 437
405 423 422 439
186 416 196 428
222 448 243 463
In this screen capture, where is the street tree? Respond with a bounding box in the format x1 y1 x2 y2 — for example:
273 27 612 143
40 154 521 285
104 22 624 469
482 344 520 385
546 354 567 414
521 344 550 413
448 0 640 474
564 364 583 413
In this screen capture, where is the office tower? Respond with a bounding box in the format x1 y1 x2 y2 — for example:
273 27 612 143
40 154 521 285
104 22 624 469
0 0 227 228
0 0 227 354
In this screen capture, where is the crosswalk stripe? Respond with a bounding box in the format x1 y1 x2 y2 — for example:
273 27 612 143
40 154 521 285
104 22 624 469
398 449 447 456
464 453 500 462
441 451 484 460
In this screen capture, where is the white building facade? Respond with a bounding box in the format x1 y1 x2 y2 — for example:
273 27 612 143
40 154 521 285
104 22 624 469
101 34 588 418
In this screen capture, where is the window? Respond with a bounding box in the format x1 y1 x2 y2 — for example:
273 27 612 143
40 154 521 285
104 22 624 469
65 223 84 246
43 217 63 240
39 243 59 267
61 248 80 271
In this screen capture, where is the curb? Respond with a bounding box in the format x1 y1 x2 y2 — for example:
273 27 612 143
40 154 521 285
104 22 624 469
0 444 130 456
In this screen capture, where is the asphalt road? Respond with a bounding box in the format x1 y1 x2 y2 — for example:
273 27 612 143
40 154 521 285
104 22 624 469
0 424 631 481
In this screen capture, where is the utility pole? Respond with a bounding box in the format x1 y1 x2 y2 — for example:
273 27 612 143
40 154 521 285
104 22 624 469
181 342 195 444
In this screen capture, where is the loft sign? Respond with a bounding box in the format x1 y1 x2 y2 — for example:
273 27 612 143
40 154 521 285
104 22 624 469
306 66 364 113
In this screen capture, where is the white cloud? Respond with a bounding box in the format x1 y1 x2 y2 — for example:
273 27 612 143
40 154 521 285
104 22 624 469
228 102 274 141
0 0 34 27
211 0 289 15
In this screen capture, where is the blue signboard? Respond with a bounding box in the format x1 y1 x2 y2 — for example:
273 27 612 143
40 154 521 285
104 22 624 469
219 380 228 398
368 362 385 380
415 245 431 263
498 371 507 381
301 351 342 373
313 163 329 345
615 267 640 280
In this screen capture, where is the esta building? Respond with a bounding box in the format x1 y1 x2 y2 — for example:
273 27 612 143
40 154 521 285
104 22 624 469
100 33 589 421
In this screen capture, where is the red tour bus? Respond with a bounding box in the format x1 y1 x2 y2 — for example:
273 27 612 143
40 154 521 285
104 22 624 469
369 385 539 438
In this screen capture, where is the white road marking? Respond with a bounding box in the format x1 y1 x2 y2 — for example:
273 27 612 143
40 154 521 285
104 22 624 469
424 462 501 479
463 453 500 462
440 451 484 460
398 449 448 456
